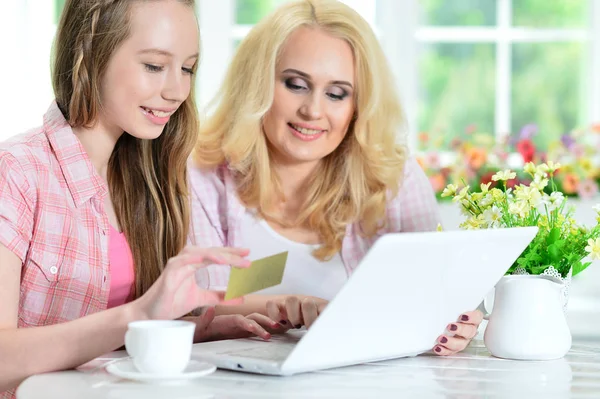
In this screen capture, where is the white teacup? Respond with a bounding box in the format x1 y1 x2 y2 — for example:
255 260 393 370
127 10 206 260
124 320 196 375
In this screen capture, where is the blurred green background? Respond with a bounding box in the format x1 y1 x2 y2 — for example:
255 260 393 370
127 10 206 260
55 0 590 153
419 0 588 152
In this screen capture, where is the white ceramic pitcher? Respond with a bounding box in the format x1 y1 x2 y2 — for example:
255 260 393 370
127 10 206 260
482 275 572 360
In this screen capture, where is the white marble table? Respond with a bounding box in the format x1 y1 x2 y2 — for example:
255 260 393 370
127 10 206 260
16 340 600 398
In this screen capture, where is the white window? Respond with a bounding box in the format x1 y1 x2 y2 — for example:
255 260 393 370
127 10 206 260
198 0 600 155
0 0 57 139
2 0 599 152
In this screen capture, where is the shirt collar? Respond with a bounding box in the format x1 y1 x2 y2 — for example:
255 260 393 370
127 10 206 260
43 101 108 207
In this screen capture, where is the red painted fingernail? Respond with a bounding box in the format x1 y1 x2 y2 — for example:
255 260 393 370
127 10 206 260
461 315 469 322
440 336 448 344
435 347 442 353
280 320 287 325
449 324 458 331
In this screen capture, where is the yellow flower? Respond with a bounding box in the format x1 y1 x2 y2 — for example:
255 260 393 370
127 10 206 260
579 158 594 176
509 200 531 218
560 164 574 174
585 238 600 260
441 184 458 198
492 169 517 182
530 176 549 191
538 161 561 174
547 161 561 173
594 204 600 223
453 186 470 202
460 215 486 230
480 182 492 194
436 223 443 232
471 192 483 202
515 185 542 207
524 162 537 176
490 188 505 202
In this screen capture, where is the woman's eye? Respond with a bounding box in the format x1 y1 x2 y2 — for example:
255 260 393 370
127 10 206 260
144 64 163 73
285 78 308 91
327 90 348 101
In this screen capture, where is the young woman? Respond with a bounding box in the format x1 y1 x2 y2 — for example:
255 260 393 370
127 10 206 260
189 0 483 356
0 1 276 396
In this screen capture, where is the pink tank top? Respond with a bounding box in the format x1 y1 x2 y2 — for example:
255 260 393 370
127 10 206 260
107 225 135 309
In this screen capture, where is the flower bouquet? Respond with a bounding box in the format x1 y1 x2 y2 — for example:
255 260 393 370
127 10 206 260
441 162 600 296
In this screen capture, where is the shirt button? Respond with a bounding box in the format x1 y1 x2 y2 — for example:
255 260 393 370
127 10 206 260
50 266 58 275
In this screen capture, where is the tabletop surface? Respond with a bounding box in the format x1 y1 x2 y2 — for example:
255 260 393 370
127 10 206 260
16 340 600 399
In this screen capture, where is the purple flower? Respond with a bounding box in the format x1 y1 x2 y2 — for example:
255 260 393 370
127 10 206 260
561 134 575 149
519 124 538 140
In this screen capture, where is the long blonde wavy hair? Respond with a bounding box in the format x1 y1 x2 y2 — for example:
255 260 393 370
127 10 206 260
53 0 199 297
195 0 407 260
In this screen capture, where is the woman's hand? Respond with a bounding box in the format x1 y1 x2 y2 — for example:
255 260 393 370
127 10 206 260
189 307 285 342
433 310 484 356
133 246 251 321
266 296 329 330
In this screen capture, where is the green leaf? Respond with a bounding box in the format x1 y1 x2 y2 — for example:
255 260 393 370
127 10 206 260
573 261 591 277
546 227 561 245
547 245 561 263
531 264 551 274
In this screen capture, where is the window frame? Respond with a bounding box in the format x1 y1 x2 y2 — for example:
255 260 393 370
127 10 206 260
197 0 600 154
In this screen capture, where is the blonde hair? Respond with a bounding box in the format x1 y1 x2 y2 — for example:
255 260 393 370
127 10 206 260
195 0 407 260
53 0 199 297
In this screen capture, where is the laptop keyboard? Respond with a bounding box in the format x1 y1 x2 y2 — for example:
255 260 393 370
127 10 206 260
230 344 296 361
224 332 305 361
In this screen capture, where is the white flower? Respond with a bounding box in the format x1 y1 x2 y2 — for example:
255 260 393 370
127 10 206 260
492 170 517 182
479 193 494 208
586 238 600 260
508 200 530 218
548 192 564 211
536 192 562 213
483 205 503 227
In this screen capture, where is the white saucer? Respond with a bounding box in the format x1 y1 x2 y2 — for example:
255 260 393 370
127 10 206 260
106 359 216 382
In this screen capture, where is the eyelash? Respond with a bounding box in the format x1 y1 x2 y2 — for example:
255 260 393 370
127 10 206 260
144 64 163 73
144 64 195 75
284 80 347 101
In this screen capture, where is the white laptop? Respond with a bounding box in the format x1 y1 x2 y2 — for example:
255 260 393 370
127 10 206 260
193 226 538 376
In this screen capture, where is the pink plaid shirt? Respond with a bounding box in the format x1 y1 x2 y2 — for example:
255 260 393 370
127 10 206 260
188 157 441 290
0 102 112 329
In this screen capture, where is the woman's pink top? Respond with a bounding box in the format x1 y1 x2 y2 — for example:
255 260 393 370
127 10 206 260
107 225 135 308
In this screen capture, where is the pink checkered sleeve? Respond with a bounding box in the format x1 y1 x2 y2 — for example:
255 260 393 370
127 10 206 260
187 163 231 290
0 152 34 261
391 156 442 232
